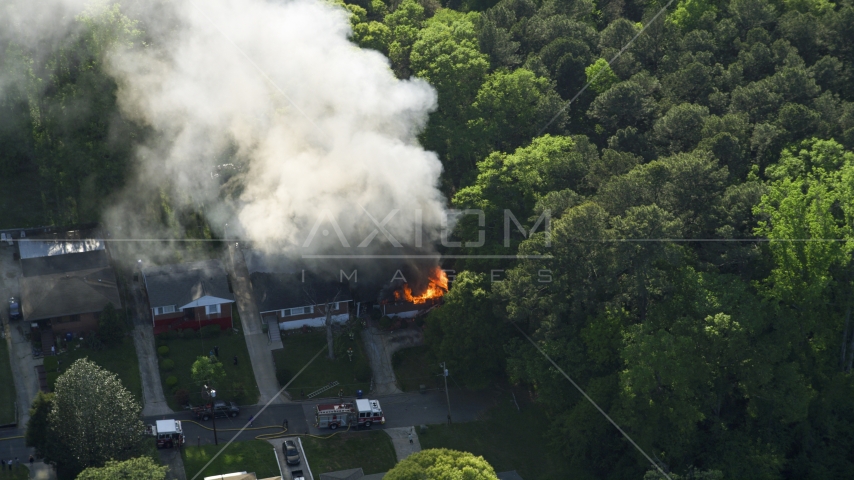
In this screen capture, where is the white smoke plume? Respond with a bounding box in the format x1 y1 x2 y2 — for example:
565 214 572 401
98 0 447 255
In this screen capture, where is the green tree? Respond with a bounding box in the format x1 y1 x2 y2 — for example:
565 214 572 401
384 449 499 480
47 359 144 479
585 58 618 94
410 9 489 183
191 355 227 389
424 272 509 388
76 457 168 480
468 68 566 155
25 391 55 459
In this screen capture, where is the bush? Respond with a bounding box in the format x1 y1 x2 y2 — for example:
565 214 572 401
165 376 178 387
371 308 382 321
414 316 425 328
161 359 175 371
157 346 169 356
182 328 197 340
174 388 189 406
277 368 293 387
354 359 371 382
200 324 221 339
379 315 393 330
230 381 248 404
43 356 59 372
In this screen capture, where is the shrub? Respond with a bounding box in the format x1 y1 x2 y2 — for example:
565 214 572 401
370 308 382 321
379 315 393 330
414 316 425 328
159 330 176 340
161 359 175 371
354 359 372 382
157 346 169 356
200 324 221 339
173 388 189 406
46 372 59 391
182 328 197 340
230 381 248 404
165 376 178 387
43 356 59 372
277 368 292 387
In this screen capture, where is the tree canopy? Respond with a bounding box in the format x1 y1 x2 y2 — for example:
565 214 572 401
75 457 168 480
384 449 499 480
46 359 145 479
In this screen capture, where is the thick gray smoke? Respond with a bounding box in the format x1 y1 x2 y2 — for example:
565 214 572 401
99 0 447 255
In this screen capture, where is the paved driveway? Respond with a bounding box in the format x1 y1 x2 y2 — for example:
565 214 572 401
225 246 284 405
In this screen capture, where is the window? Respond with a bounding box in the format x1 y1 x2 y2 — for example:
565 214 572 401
291 307 304 315
330 302 339 310
154 306 175 316
307 306 314 314
206 304 221 315
280 309 289 317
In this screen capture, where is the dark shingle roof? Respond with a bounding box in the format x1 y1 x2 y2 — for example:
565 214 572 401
21 267 121 321
250 271 352 313
142 260 233 309
21 250 109 277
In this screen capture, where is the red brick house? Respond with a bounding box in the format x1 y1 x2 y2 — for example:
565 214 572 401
141 260 235 335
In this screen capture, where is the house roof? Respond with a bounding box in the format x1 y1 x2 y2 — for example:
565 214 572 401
21 250 110 277
250 271 352 313
142 260 234 309
18 237 104 260
20 267 121 321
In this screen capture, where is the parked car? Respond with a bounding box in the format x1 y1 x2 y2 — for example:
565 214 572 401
193 400 240 421
284 440 300 465
8 297 21 320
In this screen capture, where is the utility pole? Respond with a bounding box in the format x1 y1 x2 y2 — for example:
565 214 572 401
440 362 451 424
206 385 219 445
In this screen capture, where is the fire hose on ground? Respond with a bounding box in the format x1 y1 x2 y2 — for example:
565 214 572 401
181 420 351 440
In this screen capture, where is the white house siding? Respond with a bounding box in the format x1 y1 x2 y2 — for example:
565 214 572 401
277 313 349 331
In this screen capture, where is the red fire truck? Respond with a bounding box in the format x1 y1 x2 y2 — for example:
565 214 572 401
146 419 185 449
315 399 385 430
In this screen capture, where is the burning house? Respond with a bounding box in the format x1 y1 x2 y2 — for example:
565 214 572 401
376 266 448 318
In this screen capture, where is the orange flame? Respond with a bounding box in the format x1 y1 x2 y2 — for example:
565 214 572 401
392 267 448 304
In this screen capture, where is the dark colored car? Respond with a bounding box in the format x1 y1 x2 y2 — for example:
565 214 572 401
8 297 21 320
196 400 240 420
284 440 300 465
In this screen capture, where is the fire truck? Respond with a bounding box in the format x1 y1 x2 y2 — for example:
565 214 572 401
146 419 185 449
315 399 385 429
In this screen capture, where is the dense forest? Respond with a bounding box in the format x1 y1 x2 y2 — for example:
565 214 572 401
3 0 854 478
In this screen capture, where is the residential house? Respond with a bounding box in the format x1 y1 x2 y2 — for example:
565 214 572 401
141 260 235 335
250 270 352 331
19 234 121 340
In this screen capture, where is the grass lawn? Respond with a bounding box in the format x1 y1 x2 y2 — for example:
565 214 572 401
0 340 17 425
301 430 397 475
1 465 30 480
418 400 579 480
156 328 259 410
391 345 443 393
182 440 279 479
49 337 142 401
272 331 370 398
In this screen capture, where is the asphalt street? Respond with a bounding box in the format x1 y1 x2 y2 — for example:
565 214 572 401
144 389 496 446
